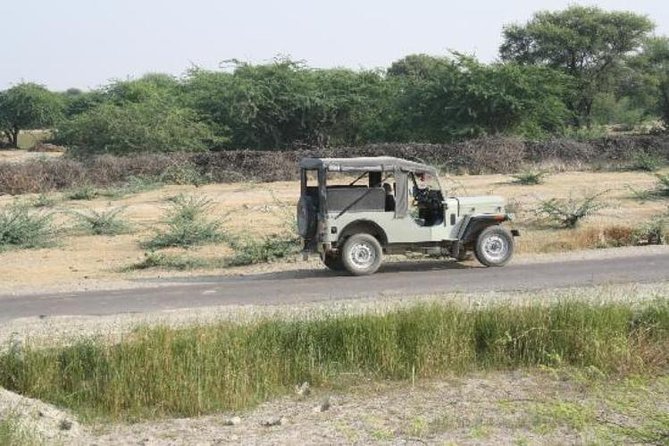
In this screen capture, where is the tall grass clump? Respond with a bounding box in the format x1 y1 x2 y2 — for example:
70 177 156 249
0 414 36 446
0 205 55 251
143 194 225 249
72 207 130 236
0 300 666 421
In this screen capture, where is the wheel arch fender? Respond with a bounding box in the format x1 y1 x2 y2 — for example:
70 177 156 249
460 214 510 244
338 219 388 246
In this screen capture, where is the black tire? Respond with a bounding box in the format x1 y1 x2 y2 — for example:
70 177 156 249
474 226 514 267
321 252 345 271
341 233 383 276
296 196 316 239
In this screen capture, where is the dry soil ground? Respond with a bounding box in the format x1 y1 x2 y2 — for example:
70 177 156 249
0 165 667 295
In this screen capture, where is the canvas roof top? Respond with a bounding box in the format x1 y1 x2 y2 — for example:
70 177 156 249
299 156 436 174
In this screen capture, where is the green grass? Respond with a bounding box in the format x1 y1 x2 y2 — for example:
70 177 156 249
0 413 38 446
0 205 55 251
143 194 225 249
0 300 667 422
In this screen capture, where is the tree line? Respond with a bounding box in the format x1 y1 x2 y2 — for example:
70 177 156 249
1 6 669 155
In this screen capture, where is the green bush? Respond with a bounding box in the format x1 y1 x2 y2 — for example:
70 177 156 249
143 195 224 249
227 235 301 266
0 205 55 250
536 191 607 228
72 207 130 236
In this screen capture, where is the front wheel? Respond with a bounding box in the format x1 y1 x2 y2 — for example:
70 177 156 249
341 233 383 276
474 226 514 267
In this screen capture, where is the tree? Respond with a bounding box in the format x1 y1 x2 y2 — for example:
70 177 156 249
389 54 571 141
0 83 63 147
500 6 654 127
184 59 389 149
57 99 214 155
630 37 669 127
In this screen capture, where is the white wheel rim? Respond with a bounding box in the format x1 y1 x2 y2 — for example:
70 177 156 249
348 240 376 269
483 234 508 262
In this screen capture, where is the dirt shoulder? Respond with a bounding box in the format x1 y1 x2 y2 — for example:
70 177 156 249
2 369 666 445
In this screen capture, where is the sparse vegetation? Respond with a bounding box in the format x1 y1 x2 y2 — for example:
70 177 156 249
0 300 666 421
536 191 608 228
66 184 98 201
656 173 669 196
511 169 549 185
72 207 130 236
629 151 665 172
227 235 301 266
0 205 55 251
30 193 57 208
143 194 225 249
633 215 668 245
129 251 221 271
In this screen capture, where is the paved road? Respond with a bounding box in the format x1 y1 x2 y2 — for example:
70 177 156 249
1 253 668 322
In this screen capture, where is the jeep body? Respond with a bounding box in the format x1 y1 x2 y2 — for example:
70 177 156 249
297 156 518 275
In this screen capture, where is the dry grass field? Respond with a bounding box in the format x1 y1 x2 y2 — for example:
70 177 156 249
0 165 667 295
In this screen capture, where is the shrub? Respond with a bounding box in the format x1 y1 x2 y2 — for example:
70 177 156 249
511 169 549 185
629 152 665 172
159 163 210 186
72 207 130 236
656 173 669 196
227 235 301 266
66 184 98 200
0 205 55 250
30 193 57 208
633 216 668 245
536 191 607 228
143 195 224 249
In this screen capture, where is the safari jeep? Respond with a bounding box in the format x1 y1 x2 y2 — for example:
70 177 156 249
297 157 519 275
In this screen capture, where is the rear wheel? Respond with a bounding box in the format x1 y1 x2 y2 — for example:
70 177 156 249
474 226 514 267
321 252 345 271
341 233 383 276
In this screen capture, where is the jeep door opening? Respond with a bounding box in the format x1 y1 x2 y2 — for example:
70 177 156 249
297 157 519 275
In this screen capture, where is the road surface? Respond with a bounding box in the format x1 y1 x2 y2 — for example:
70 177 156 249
1 253 667 322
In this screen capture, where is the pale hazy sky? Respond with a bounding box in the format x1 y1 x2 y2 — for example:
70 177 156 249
4 0 669 90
